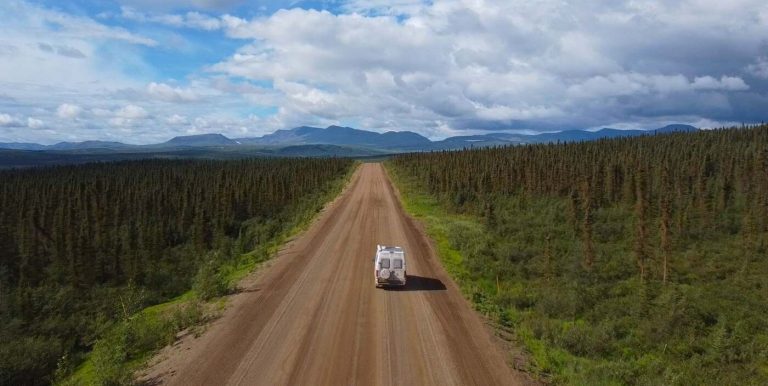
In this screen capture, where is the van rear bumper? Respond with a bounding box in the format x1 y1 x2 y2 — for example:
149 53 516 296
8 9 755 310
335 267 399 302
377 278 406 286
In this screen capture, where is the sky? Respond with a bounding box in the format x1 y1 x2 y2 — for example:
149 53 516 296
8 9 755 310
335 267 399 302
0 0 767 144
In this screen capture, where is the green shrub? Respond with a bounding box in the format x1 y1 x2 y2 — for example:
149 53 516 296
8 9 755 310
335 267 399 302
556 320 614 358
90 323 130 386
193 255 229 301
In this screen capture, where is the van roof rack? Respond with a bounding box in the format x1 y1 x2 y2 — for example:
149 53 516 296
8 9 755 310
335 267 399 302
377 245 403 252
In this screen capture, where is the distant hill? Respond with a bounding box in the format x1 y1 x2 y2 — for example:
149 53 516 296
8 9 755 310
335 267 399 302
48 140 134 151
0 142 47 150
0 124 701 161
162 133 237 147
432 124 698 149
237 125 431 150
237 126 323 145
529 124 698 143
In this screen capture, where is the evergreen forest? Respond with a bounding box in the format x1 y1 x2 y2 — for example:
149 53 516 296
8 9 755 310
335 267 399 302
0 158 353 385
389 126 768 384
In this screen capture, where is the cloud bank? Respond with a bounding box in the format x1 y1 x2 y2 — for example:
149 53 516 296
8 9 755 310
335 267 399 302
211 0 767 134
1 0 767 143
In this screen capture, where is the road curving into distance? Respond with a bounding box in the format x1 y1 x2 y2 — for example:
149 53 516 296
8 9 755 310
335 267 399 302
143 163 533 386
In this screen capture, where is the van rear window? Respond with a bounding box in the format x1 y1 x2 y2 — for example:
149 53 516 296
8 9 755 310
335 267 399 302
380 258 390 269
393 259 403 269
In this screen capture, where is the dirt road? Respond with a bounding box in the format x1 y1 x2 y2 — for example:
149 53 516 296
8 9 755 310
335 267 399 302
143 163 531 386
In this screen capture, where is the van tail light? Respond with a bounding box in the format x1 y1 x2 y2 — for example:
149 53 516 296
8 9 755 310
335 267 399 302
375 270 379 277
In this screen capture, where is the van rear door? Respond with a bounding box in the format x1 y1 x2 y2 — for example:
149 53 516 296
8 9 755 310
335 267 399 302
378 257 391 282
391 256 406 284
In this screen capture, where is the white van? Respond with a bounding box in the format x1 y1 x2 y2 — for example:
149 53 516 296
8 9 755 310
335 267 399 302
374 245 407 287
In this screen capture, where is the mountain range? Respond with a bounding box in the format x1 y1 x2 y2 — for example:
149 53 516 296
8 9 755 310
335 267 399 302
0 124 698 153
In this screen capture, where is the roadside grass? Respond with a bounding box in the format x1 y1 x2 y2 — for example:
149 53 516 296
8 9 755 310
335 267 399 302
59 163 358 386
387 169 471 283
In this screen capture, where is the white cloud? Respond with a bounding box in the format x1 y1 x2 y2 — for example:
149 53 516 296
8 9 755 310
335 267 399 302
120 7 223 30
207 1 765 133
57 103 82 119
567 73 749 99
184 12 223 30
692 76 749 91
91 108 113 117
108 117 129 127
166 114 188 124
115 104 149 119
27 117 44 129
0 1 153 100
1 1 155 46
147 82 200 102
0 113 22 127
746 57 768 79
116 0 243 11
0 44 19 56
341 0 429 16
107 105 150 127
220 14 246 32
38 43 87 58
475 105 562 121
